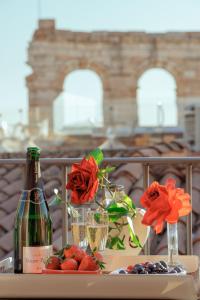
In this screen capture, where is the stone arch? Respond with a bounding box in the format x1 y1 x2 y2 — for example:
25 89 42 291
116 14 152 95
136 67 177 127
53 68 104 133
54 60 109 94
135 60 180 90
27 60 109 135
27 20 200 135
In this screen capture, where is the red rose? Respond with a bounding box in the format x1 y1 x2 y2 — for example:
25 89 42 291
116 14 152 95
140 181 171 234
66 157 99 205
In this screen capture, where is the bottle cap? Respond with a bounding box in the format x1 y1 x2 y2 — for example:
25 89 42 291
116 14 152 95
27 147 40 153
27 147 40 159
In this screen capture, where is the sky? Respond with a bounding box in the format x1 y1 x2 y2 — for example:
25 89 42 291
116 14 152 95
1 0 200 129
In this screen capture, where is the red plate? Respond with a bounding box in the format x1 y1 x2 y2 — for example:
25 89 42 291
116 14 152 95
42 268 101 275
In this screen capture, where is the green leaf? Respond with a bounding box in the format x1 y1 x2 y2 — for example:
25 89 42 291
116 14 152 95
87 148 104 165
94 212 101 224
106 236 125 250
123 195 136 210
54 248 65 259
97 169 105 179
49 194 63 207
106 202 129 215
127 216 142 248
108 213 125 222
103 166 116 173
107 206 128 214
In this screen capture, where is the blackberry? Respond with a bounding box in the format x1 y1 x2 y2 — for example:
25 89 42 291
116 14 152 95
174 266 182 273
169 269 177 274
140 270 148 274
131 269 138 274
160 260 168 268
119 269 126 274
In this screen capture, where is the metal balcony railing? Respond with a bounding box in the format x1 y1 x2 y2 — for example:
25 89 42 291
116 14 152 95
0 156 196 255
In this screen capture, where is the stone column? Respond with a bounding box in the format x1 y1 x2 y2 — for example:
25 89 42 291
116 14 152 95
28 88 61 136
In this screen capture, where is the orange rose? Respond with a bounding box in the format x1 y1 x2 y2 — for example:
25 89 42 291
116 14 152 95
141 178 192 234
66 157 99 205
165 178 191 224
140 181 171 234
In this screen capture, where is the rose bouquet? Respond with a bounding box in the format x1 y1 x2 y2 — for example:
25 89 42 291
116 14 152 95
51 148 141 250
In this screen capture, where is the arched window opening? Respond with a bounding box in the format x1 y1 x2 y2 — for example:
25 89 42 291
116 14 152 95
53 70 103 134
137 68 177 127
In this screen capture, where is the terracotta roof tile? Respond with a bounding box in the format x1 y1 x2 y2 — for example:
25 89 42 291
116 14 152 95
42 166 61 181
4 167 22 182
0 249 6 259
0 194 19 214
167 141 185 152
170 140 189 150
150 144 171 154
112 163 142 181
0 168 7 176
129 188 144 207
0 192 8 203
133 148 160 157
4 250 13 259
0 210 7 220
0 179 9 190
0 231 13 252
192 212 199 230
0 140 198 261
2 179 22 196
191 170 200 192
0 211 16 233
51 209 62 231
191 189 200 214
113 177 133 194
44 179 61 198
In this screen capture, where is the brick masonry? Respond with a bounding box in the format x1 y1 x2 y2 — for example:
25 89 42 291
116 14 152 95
27 20 200 134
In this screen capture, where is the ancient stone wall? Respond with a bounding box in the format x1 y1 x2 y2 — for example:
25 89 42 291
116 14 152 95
27 19 200 134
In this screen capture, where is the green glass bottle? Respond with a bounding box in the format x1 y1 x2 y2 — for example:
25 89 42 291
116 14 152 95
14 147 52 273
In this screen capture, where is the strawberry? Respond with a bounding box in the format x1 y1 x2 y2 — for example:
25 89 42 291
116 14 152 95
93 251 103 262
91 249 105 270
78 254 99 271
61 258 78 270
45 256 61 270
64 245 86 262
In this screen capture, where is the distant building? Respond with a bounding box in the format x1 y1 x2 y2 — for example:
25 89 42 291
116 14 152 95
26 19 200 147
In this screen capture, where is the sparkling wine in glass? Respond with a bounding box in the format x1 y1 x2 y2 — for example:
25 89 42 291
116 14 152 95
71 207 88 249
86 210 108 251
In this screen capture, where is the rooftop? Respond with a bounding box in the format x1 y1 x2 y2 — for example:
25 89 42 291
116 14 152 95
0 139 198 259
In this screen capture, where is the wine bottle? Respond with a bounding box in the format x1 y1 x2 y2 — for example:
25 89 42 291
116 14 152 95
14 147 52 273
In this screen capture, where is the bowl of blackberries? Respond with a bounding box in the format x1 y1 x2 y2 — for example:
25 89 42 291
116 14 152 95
111 260 186 275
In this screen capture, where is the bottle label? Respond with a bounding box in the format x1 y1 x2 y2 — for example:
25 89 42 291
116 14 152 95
23 245 52 273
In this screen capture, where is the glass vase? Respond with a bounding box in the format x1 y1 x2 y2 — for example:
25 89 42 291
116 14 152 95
167 222 179 267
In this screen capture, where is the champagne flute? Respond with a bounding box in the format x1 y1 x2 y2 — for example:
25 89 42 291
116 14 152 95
86 210 109 251
71 207 88 249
